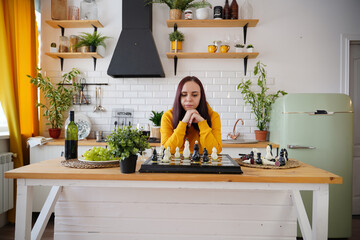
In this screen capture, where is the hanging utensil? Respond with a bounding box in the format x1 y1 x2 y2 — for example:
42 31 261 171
98 87 105 112
93 87 99 112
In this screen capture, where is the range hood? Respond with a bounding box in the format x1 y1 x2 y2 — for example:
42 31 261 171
107 0 165 78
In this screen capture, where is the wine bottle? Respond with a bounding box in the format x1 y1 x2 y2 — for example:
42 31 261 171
65 111 78 160
230 0 239 19
223 0 231 19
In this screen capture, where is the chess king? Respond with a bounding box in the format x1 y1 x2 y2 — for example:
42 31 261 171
160 76 222 155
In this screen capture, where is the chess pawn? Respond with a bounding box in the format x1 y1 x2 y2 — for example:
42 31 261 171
249 150 255 164
151 148 158 163
166 147 171 159
211 147 218 161
174 146 181 160
202 147 209 162
159 145 164 158
256 152 262 164
183 139 191 159
192 140 201 162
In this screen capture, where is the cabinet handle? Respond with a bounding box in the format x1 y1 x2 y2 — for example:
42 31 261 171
287 145 316 149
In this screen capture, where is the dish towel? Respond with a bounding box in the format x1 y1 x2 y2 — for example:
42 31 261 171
27 136 53 148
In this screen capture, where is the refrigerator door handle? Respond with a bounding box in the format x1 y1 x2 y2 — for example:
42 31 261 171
287 145 316 149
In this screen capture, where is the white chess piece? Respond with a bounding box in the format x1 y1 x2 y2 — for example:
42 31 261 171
265 145 273 160
166 147 171 159
211 147 218 161
183 139 190 159
261 157 276 166
159 145 164 157
174 147 181 159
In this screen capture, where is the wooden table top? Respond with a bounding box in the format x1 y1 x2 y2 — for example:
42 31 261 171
5 158 342 184
46 139 280 149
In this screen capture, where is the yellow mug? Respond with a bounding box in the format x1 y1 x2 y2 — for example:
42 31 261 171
208 45 217 53
220 45 230 53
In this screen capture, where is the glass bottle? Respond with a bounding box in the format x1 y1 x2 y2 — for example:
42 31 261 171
230 0 239 19
58 36 69 52
65 111 78 160
223 0 231 20
80 0 98 20
240 0 253 19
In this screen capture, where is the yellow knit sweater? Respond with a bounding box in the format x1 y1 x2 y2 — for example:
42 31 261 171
160 105 222 154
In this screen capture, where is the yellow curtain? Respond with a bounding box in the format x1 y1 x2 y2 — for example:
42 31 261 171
0 0 39 223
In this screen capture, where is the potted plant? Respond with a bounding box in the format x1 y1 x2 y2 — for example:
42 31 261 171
76 31 110 52
246 44 254 52
50 42 57 53
106 126 150 174
169 30 184 52
237 61 287 141
234 43 244 52
28 68 80 138
190 0 212 20
149 110 164 139
146 0 206 20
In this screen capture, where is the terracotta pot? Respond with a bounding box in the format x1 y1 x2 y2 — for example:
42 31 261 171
151 126 161 139
254 130 268 142
171 41 182 51
169 9 182 20
120 154 138 174
48 128 61 139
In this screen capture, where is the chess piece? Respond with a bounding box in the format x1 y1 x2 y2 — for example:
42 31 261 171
283 149 288 162
211 147 218 161
256 152 262 164
183 139 190 159
262 157 276 166
265 144 274 160
174 146 181 160
151 148 158 163
202 147 209 162
159 145 164 158
278 149 286 166
162 147 171 163
192 140 201 162
249 150 255 164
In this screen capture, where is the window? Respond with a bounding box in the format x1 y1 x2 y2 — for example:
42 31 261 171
0 102 9 132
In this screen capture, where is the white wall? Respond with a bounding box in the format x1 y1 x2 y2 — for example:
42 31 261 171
40 0 360 139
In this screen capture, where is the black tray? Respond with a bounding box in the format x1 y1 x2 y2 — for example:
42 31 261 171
139 154 243 174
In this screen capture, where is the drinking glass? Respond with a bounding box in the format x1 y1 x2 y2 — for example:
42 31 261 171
137 123 150 161
68 6 79 20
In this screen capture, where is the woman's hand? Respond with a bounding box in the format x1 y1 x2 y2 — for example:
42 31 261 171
182 109 205 127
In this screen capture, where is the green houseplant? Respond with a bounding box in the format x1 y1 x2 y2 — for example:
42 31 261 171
237 61 287 141
28 68 80 138
169 30 184 51
146 0 210 20
106 126 150 173
235 43 245 53
76 31 110 52
149 110 164 139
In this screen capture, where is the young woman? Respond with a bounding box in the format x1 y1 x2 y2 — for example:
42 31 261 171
161 76 222 154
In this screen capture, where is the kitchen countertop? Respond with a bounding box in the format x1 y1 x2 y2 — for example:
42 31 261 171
45 138 279 148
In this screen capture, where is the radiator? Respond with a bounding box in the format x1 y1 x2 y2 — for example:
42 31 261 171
0 153 14 214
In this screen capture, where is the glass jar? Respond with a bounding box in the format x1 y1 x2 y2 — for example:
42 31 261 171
69 35 78 52
59 36 69 52
240 0 253 19
80 0 98 20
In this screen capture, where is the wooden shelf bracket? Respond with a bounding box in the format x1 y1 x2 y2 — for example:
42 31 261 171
244 55 248 76
243 23 248 44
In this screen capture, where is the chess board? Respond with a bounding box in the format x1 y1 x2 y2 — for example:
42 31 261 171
139 154 243 174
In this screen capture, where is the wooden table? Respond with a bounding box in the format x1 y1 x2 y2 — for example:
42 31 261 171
5 158 341 240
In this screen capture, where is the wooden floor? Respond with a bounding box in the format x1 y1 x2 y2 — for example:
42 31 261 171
0 214 359 239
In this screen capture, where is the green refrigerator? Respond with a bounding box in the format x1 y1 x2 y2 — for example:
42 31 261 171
269 93 353 238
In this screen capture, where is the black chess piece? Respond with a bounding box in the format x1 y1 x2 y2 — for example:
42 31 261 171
151 148 158 163
250 151 255 164
278 149 286 166
256 152 262 164
202 147 209 162
283 149 288 161
192 142 201 162
162 148 166 159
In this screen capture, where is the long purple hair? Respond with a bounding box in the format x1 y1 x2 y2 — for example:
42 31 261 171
172 76 211 131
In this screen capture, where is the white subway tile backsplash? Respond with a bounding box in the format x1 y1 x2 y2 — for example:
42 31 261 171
221 113 236 119
205 71 221 78
221 99 236 106
221 85 237 92
131 98 145 105
116 85 131 91
146 98 160 105
221 72 236 78
124 92 138 98
139 92 153 98
213 92 229 99
213 77 228 85
131 85 145 91
146 85 160 91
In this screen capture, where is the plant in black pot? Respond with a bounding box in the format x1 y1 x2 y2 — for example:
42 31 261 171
106 126 150 174
76 31 110 52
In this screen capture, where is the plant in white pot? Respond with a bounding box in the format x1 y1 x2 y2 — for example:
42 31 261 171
235 43 245 52
106 126 150 174
237 61 287 141
191 0 212 20
146 0 197 20
246 44 254 52
149 110 164 139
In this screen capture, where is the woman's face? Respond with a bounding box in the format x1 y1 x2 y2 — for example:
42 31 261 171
180 81 201 111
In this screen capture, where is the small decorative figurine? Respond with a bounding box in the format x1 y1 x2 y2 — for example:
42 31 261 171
202 147 209 162
183 139 191 159
211 147 218 161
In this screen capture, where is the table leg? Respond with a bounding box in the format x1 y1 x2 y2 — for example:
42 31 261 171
312 184 329 240
15 179 33 240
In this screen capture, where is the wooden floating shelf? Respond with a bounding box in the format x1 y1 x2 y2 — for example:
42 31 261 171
45 52 104 59
166 19 259 28
166 52 259 59
45 20 104 29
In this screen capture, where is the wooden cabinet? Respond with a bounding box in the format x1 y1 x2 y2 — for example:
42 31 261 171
166 19 259 75
45 20 104 70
